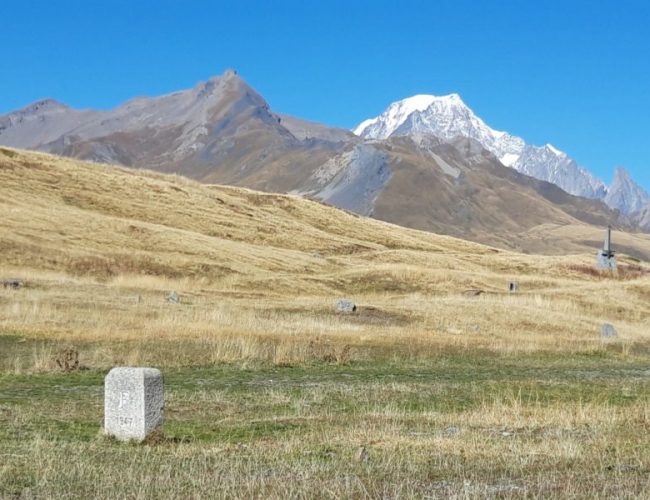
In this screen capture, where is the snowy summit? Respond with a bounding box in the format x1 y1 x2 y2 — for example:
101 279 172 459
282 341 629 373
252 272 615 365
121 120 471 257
354 94 607 201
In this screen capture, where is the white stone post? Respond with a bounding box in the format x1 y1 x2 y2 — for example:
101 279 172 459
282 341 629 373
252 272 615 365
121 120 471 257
104 367 164 442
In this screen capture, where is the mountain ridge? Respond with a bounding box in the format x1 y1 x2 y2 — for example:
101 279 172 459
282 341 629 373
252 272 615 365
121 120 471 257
354 93 647 219
1 70 648 254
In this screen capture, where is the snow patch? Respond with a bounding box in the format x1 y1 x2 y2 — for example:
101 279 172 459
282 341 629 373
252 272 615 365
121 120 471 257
500 153 520 167
353 117 379 136
545 144 565 156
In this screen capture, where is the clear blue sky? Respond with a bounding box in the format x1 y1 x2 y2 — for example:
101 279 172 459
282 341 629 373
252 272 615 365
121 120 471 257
2 0 649 188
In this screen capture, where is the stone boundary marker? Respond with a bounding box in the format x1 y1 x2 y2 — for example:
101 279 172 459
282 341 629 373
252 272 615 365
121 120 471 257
600 323 617 338
336 299 357 313
104 367 164 442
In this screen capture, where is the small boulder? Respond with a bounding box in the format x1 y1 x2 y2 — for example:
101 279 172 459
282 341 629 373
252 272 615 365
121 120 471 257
600 323 617 338
166 291 180 304
355 446 369 463
444 426 460 436
1 279 24 290
335 299 356 313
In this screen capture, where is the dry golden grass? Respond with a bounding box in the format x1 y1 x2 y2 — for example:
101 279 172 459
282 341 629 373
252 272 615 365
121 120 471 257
2 148 650 498
1 146 650 367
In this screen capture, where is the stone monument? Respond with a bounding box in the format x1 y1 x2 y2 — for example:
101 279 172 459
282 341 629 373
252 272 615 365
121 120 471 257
596 226 617 271
104 367 164 442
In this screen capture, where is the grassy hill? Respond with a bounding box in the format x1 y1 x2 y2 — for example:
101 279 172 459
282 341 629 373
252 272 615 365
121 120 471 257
2 147 650 497
1 146 649 358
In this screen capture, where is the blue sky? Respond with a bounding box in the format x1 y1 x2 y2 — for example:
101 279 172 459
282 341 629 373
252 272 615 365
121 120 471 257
2 0 649 188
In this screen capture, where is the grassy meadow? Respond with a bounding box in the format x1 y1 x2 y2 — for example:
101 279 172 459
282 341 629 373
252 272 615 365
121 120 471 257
2 148 650 498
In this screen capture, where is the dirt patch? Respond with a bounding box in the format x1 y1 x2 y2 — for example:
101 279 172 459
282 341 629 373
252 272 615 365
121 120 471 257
345 306 412 326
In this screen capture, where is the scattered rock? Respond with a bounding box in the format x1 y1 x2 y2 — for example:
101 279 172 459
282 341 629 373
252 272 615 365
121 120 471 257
606 463 640 473
335 299 356 313
166 291 180 304
355 446 369 463
471 324 481 332
1 278 24 290
601 323 617 338
462 289 483 297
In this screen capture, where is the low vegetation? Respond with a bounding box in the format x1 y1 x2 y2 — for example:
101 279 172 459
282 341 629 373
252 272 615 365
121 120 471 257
1 149 650 497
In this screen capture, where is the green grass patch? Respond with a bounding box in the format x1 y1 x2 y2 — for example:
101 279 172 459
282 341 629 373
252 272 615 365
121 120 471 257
2 351 650 497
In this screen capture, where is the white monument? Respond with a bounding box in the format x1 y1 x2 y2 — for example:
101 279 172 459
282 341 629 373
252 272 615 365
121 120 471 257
104 367 164 442
596 226 617 271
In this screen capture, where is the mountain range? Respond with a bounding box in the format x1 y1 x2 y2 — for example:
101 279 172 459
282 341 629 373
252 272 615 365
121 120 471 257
1 70 648 256
354 93 649 216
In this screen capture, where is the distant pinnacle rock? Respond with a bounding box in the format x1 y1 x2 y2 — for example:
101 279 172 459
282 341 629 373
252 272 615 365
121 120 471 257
604 167 650 216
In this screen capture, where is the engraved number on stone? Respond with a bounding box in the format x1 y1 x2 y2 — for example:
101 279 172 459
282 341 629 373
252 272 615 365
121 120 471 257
118 416 134 426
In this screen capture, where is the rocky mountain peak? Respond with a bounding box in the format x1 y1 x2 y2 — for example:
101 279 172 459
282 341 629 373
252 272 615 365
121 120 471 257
604 166 650 215
10 99 70 117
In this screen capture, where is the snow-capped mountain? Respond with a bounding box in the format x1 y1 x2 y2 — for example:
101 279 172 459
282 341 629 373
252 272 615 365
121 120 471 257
354 94 525 166
354 94 612 205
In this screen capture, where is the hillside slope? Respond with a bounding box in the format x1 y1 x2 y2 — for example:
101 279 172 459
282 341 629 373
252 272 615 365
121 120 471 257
1 147 650 359
3 146 650 280
0 147 494 288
